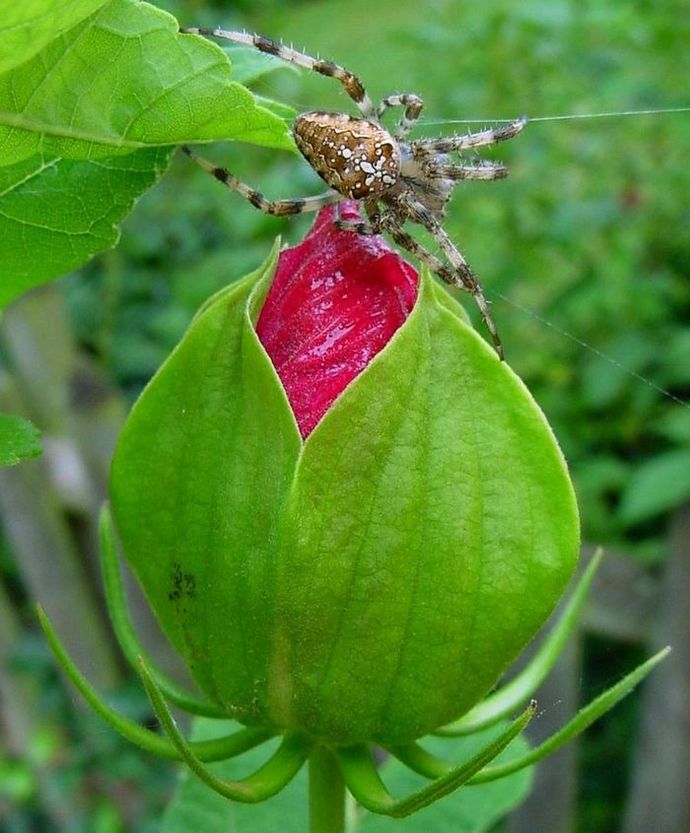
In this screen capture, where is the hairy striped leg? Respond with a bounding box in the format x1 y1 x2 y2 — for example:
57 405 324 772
376 93 424 138
412 117 527 156
422 160 509 180
180 28 376 118
331 202 502 355
180 146 341 216
376 205 504 358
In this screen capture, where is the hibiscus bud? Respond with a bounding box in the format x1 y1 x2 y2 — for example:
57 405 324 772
109 206 579 745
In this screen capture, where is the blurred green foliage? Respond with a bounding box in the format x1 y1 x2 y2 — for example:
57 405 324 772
2 0 688 830
0 415 41 467
0 627 172 832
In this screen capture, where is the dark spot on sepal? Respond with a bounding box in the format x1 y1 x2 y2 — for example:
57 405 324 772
168 562 196 602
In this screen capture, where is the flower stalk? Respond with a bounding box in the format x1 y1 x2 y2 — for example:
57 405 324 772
309 747 347 833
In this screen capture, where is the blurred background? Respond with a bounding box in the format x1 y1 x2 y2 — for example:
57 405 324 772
1 0 688 830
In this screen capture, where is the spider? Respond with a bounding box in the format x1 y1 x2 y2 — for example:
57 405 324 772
179 28 527 359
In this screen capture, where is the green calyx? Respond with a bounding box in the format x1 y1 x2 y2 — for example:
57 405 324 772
109 247 580 745
37 536 669 817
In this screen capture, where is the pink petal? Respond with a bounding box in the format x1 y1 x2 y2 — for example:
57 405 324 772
256 203 419 438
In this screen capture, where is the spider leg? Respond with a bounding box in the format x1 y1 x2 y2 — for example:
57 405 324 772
181 146 342 215
333 201 377 234
181 29 376 118
376 214 454 279
377 207 504 359
412 117 526 156
422 160 509 181
333 215 374 234
376 94 424 138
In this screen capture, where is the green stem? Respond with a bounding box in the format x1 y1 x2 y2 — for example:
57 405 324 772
309 746 346 833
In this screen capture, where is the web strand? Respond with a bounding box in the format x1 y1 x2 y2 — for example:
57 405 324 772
419 105 690 127
489 290 690 411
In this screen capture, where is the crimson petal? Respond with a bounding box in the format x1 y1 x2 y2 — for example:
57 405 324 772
256 203 419 438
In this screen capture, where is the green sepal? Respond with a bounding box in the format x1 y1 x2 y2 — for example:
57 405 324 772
437 550 604 736
335 702 535 817
110 255 580 745
469 646 670 784
36 605 273 762
377 646 668 801
138 657 312 803
99 504 226 718
110 244 302 730
269 270 579 742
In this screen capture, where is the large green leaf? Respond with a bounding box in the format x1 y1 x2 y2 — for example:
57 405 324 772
0 0 295 307
110 254 579 745
223 45 300 85
0 0 108 74
0 147 171 306
0 0 293 165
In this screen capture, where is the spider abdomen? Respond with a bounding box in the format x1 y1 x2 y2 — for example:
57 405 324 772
294 112 400 199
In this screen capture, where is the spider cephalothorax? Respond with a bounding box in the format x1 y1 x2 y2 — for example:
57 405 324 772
180 28 526 358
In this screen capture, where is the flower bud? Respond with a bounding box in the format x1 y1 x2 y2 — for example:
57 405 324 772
110 206 579 745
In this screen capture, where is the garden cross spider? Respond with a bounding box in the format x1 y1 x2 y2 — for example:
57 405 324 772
181 28 526 359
